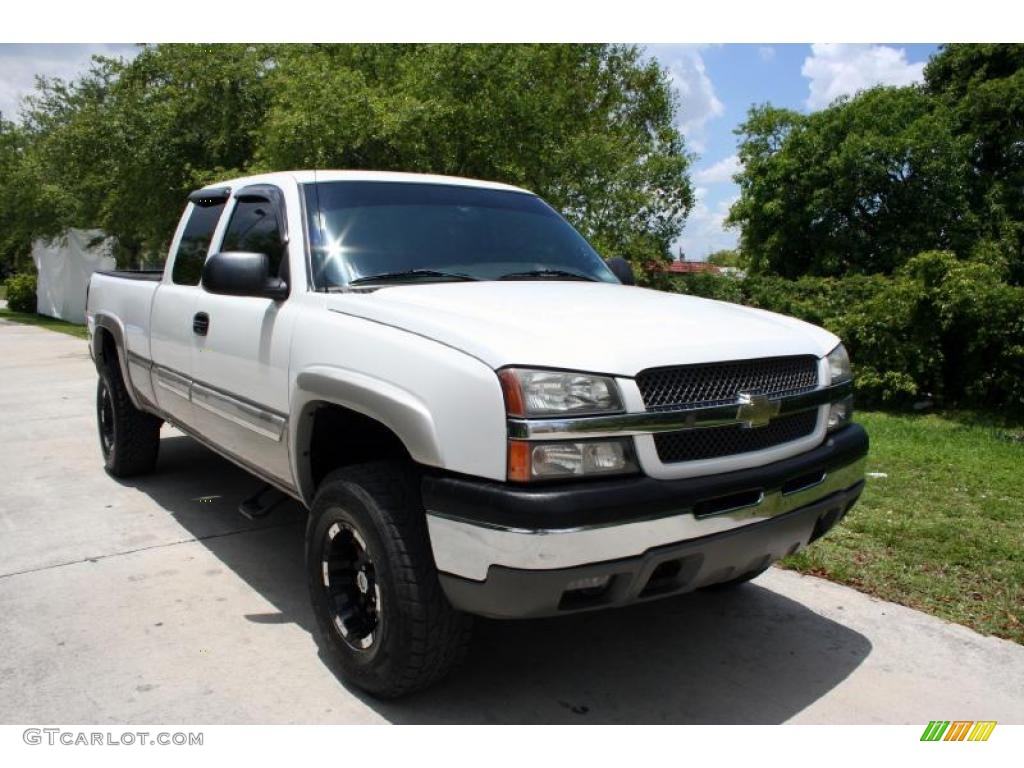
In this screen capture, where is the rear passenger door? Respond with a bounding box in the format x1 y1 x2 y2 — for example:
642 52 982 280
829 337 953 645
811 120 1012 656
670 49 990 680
150 192 228 427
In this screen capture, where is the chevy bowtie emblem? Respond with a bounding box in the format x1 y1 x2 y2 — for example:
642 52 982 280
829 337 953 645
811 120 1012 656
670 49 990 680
736 392 780 428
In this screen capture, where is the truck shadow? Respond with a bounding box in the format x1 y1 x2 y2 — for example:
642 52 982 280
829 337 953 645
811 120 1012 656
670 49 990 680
129 434 873 724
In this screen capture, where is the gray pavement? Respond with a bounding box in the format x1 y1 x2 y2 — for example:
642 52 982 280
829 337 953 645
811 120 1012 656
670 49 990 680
0 317 1022 724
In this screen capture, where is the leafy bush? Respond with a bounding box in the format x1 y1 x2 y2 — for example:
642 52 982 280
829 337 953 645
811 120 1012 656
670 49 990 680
668 254 1024 416
666 271 745 303
4 272 37 313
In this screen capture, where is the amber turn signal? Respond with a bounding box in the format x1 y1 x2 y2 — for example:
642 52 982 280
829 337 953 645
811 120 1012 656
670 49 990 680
507 440 532 482
498 369 526 417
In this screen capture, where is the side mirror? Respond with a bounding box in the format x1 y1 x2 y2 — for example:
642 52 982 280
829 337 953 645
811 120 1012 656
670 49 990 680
605 257 636 286
202 251 288 300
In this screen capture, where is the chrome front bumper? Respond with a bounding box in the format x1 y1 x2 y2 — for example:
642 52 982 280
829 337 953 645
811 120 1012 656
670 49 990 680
435 475 865 619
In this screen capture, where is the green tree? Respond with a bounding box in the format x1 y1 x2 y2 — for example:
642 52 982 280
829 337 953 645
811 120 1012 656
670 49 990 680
728 88 970 278
20 44 274 266
9 44 693 271
257 44 693 267
706 248 744 268
925 44 1024 283
0 117 35 271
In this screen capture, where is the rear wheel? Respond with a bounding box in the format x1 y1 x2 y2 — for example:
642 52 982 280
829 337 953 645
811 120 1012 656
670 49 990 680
306 462 472 698
96 362 161 477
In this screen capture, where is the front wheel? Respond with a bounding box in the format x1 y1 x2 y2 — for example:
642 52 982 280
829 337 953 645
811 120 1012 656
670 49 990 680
306 463 473 698
97 364 161 477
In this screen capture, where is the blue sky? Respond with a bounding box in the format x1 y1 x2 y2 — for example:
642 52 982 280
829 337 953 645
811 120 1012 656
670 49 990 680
0 43 940 258
645 44 940 259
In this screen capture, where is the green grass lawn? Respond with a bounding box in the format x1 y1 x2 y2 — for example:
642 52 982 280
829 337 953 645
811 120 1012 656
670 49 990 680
0 308 89 339
784 410 1023 643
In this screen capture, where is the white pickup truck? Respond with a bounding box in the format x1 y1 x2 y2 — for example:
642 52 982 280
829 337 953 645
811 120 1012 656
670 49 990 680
86 170 867 697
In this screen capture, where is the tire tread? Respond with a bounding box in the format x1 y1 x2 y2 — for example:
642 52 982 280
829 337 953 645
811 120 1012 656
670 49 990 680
309 462 472 698
98 362 160 477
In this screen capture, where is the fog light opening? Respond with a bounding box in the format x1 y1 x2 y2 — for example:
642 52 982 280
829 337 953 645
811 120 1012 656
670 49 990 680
559 574 614 611
565 574 612 593
640 559 684 597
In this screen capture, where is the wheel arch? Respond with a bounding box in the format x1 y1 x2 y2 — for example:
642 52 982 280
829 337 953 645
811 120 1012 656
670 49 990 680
290 367 444 506
91 312 144 410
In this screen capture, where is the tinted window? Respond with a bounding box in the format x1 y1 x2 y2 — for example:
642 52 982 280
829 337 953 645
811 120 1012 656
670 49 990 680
171 202 226 285
303 182 617 287
220 198 287 277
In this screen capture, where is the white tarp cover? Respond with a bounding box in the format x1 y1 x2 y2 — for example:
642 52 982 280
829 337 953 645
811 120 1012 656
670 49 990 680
31 229 116 324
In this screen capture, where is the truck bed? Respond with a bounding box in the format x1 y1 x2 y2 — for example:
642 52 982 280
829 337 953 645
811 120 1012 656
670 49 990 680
87 271 161 363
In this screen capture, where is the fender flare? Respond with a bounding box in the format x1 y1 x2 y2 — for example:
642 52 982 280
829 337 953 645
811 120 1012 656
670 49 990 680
91 312 145 410
290 366 445 506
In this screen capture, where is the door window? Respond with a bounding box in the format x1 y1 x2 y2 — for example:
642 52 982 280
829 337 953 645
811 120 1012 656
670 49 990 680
220 197 287 277
171 202 227 285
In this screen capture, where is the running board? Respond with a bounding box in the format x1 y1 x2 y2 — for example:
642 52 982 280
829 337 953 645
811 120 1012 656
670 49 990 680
239 484 289 520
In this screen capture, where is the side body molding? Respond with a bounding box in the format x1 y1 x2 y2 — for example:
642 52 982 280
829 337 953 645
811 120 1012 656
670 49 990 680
290 366 444 505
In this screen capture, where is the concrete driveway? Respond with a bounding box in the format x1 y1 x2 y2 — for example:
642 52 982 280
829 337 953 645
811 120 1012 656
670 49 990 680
0 319 1022 724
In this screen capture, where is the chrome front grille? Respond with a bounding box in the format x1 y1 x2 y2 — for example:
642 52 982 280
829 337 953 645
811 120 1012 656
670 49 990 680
636 356 821 464
636 356 820 412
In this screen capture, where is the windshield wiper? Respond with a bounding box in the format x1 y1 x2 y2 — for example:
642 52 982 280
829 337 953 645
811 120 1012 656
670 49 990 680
348 269 479 286
498 269 597 282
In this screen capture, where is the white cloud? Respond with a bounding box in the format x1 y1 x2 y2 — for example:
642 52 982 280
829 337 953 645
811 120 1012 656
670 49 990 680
694 153 741 185
655 45 724 154
758 46 776 62
676 186 739 259
0 44 137 122
801 43 925 111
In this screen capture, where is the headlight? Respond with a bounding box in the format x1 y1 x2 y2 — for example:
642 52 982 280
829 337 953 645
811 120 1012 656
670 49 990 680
827 394 854 432
827 343 852 384
826 344 853 432
498 368 623 417
508 438 638 481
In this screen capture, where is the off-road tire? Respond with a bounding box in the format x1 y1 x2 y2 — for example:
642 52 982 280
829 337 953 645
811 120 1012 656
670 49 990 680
306 462 473 698
96 362 161 477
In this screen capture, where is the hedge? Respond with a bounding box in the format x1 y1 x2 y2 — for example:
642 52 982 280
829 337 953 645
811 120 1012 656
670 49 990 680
3 273 37 314
664 252 1024 416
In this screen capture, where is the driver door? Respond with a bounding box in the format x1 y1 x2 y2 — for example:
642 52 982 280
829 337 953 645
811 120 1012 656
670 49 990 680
190 185 298 488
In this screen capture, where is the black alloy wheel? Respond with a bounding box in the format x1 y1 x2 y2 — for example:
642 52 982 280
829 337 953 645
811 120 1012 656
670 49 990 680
321 518 383 651
97 378 115 457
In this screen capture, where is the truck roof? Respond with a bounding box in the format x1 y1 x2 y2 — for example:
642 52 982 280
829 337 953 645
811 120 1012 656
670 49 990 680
197 170 533 196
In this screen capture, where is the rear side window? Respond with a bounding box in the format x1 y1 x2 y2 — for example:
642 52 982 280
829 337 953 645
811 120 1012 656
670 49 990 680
172 203 226 285
220 198 287 277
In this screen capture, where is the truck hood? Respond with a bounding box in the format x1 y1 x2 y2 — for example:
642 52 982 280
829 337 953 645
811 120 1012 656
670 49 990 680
325 282 839 376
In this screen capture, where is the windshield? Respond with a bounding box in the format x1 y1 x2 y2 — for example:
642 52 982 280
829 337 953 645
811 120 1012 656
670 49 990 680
302 181 619 288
